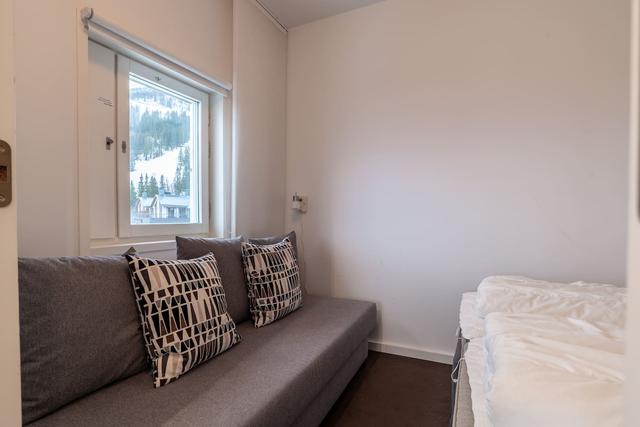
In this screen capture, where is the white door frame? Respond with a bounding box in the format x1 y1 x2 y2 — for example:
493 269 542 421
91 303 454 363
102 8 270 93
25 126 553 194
627 1 640 426
0 0 22 425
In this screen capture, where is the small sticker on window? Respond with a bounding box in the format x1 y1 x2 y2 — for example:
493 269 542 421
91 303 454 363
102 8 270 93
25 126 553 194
97 96 113 107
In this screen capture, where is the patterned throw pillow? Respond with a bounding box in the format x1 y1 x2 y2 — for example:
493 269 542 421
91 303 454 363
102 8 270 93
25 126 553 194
241 237 303 328
126 253 241 387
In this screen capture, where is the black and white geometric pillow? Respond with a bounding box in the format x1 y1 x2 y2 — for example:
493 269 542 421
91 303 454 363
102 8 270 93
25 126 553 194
126 253 241 387
241 237 303 328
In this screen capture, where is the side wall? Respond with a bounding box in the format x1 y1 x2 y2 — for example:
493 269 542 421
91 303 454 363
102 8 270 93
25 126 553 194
286 0 630 358
233 0 288 238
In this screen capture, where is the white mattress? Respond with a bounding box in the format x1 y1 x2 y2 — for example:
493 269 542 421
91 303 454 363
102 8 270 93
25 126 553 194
464 338 491 427
459 292 490 426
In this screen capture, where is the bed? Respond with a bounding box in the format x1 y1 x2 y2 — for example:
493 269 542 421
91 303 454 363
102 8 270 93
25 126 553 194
450 331 473 427
450 342 473 427
449 277 625 427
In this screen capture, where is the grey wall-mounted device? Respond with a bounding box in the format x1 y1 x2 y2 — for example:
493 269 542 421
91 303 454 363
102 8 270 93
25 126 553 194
0 140 12 207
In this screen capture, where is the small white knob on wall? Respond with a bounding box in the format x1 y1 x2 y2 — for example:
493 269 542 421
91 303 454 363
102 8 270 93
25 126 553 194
292 193 308 213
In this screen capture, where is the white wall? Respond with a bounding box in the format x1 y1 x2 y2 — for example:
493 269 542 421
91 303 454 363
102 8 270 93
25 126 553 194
86 0 233 84
15 0 79 256
233 0 287 237
286 0 630 358
15 0 233 257
15 0 288 257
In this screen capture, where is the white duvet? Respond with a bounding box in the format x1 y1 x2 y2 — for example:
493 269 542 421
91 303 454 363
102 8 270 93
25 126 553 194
461 276 626 427
459 292 485 340
484 312 624 427
476 276 626 328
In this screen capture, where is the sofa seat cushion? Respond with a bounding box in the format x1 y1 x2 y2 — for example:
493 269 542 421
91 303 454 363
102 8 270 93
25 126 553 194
28 296 376 427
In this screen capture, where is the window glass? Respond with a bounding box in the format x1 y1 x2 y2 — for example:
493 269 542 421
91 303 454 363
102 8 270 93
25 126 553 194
128 74 200 225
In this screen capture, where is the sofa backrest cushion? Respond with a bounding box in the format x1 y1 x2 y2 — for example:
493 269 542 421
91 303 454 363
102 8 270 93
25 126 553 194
19 256 147 425
176 236 249 323
247 231 299 259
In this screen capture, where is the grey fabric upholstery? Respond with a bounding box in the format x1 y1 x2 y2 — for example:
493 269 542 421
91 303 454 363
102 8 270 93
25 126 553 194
28 295 376 427
248 231 299 259
450 331 465 418
292 339 368 427
451 358 474 427
19 257 147 425
175 236 249 323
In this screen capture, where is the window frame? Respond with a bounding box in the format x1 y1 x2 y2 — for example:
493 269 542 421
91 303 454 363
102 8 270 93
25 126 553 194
116 55 210 238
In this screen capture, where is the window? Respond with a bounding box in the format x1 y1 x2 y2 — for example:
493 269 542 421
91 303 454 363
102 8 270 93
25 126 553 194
87 40 227 252
116 57 210 237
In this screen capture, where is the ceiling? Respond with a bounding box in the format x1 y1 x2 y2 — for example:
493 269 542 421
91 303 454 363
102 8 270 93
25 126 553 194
258 0 384 29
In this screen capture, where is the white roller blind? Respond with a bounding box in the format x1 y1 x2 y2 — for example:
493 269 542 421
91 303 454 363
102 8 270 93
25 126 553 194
81 7 231 97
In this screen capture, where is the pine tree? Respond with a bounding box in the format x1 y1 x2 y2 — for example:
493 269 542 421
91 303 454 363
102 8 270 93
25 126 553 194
137 175 145 197
144 174 149 196
173 148 184 195
130 180 137 206
148 175 159 197
160 174 167 194
129 104 192 162
180 112 190 145
181 146 191 195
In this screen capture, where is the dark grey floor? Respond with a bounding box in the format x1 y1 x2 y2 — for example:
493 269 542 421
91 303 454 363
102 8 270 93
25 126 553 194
321 351 452 427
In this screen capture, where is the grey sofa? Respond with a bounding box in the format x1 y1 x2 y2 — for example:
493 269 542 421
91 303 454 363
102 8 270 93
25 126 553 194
19 253 376 426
